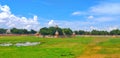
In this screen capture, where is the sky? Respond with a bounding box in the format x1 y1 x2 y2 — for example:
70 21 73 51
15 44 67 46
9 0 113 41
0 0 120 31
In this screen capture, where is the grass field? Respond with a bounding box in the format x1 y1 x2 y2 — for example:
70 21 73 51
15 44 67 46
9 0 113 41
0 36 120 58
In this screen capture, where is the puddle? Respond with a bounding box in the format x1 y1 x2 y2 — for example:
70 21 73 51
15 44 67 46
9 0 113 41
0 42 40 47
15 42 40 47
0 43 12 46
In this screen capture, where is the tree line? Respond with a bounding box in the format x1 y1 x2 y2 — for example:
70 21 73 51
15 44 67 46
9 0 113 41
0 28 36 34
39 27 73 36
74 29 120 35
0 27 120 35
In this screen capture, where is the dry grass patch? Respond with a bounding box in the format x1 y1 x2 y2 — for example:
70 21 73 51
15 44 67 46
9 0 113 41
77 54 120 58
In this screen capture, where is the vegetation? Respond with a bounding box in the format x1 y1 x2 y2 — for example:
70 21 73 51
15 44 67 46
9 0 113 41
0 36 120 58
62 28 73 35
110 29 120 35
0 27 120 35
39 27 64 36
0 28 7 34
0 28 37 34
75 29 120 35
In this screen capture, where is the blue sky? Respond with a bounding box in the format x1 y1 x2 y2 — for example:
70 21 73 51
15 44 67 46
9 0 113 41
0 0 120 31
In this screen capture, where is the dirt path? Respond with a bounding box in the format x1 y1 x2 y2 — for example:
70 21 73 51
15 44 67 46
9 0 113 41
77 38 120 58
77 46 120 58
77 54 120 58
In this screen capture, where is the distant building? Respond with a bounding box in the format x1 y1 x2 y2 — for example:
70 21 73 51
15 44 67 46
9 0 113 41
72 32 76 37
35 31 40 37
6 29 11 34
55 30 59 38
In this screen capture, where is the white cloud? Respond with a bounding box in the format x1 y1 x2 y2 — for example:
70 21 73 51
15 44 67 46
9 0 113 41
33 15 38 21
0 5 10 13
54 20 96 31
90 26 97 30
53 2 120 31
93 17 115 22
48 20 56 27
89 3 120 22
108 26 118 31
71 11 85 16
0 5 40 30
90 3 120 15
72 2 120 22
87 15 94 19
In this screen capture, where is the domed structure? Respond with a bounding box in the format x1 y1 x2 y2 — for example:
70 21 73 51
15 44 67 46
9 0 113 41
55 30 59 38
35 31 40 37
72 32 76 37
6 29 11 34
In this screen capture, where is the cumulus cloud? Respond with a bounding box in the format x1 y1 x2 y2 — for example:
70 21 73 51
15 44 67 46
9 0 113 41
90 26 97 30
94 17 115 22
48 20 56 27
89 3 120 22
87 15 94 19
0 5 40 30
54 20 96 31
71 11 85 16
108 26 118 31
0 5 10 13
70 2 120 30
72 2 120 22
90 3 120 15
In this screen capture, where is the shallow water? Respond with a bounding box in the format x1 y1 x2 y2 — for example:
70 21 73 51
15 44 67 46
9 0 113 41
15 42 40 47
0 42 40 47
0 43 12 46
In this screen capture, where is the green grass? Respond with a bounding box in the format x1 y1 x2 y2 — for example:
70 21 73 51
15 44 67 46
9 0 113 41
97 38 120 54
0 36 120 58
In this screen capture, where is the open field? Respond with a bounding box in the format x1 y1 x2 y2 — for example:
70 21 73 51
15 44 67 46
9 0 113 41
0 36 120 58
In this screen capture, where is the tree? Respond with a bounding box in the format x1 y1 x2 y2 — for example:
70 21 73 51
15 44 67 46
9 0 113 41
11 28 29 34
74 31 79 35
21 29 29 34
91 30 109 35
62 28 73 35
39 27 64 36
48 27 56 35
0 28 6 34
110 29 120 35
84 31 90 35
56 27 63 35
91 30 99 35
99 31 109 35
79 30 85 35
39 27 49 36
11 28 18 34
29 29 37 34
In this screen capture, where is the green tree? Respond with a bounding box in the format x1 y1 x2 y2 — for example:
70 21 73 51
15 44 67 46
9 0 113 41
11 28 18 34
62 28 73 35
11 28 29 34
39 27 49 36
48 27 56 35
79 30 85 35
21 29 29 34
56 27 63 35
39 27 64 36
99 31 109 35
91 30 99 35
74 31 79 35
0 28 6 34
29 29 36 34
110 29 120 35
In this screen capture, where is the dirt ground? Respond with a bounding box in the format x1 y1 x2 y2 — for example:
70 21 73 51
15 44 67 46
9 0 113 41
77 38 120 58
78 54 120 58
